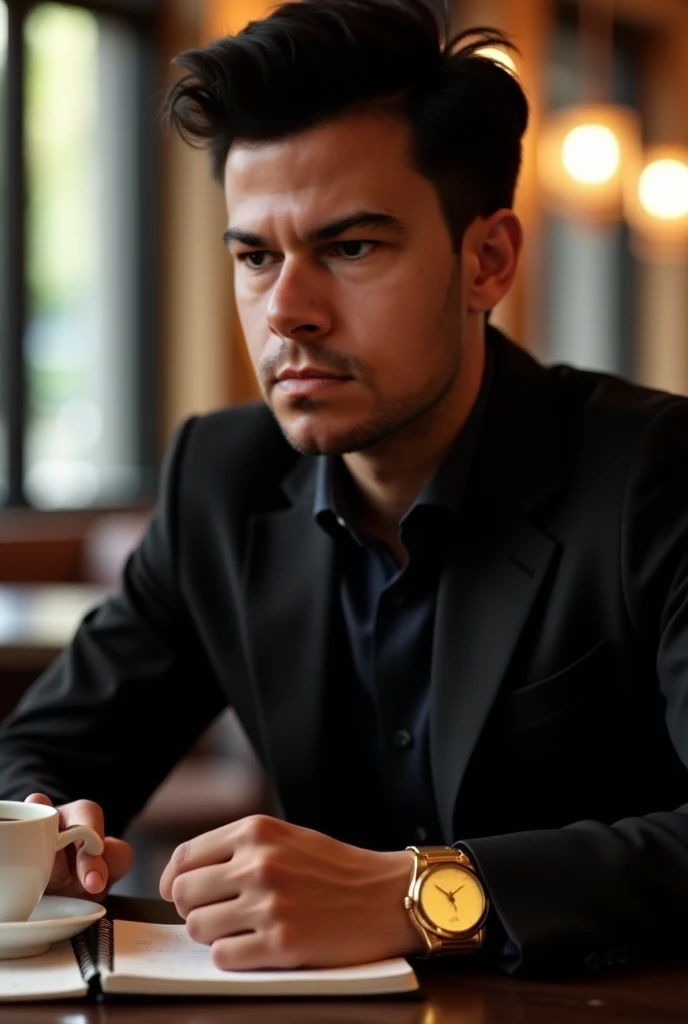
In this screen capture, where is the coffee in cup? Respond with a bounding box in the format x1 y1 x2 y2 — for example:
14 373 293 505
0 800 104 922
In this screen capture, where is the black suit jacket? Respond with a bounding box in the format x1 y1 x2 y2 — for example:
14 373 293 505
1 327 688 976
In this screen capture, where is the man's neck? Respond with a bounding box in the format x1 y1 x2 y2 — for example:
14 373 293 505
342 335 487 548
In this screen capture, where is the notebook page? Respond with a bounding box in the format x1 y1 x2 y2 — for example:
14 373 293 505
103 921 418 997
0 940 87 1002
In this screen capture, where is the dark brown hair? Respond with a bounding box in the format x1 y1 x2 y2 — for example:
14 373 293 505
165 0 528 249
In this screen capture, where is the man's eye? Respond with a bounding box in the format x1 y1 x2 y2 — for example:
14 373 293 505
237 251 273 269
336 241 376 260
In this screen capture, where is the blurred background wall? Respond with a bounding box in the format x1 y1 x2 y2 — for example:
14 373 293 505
1 0 687 894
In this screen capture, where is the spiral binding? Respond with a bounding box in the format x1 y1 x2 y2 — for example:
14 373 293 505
72 917 114 995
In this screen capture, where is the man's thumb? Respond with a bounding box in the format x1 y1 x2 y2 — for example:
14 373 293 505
25 793 54 806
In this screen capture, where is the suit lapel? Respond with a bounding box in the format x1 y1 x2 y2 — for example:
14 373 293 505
243 458 335 823
431 330 564 842
431 520 559 843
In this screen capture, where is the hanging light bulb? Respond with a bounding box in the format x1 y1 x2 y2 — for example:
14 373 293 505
624 145 688 261
561 123 620 185
538 104 641 223
638 158 688 220
537 0 641 224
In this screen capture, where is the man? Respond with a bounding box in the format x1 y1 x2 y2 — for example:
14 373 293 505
1 0 687 979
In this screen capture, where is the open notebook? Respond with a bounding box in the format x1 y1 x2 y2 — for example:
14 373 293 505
0 918 419 1001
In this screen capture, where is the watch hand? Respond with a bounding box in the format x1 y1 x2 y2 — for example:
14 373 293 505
449 886 465 897
435 885 452 899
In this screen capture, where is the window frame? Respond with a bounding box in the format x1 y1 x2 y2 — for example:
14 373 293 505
1 0 160 510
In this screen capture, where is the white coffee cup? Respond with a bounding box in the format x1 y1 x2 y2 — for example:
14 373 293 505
0 800 104 922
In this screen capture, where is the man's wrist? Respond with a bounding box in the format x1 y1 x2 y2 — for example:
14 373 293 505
379 849 426 956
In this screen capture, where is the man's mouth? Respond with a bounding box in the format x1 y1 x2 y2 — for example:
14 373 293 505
275 367 353 395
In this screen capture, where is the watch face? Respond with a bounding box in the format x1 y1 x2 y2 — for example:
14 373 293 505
418 865 485 935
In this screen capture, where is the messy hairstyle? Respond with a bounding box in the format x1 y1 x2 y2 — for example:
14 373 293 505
165 0 529 250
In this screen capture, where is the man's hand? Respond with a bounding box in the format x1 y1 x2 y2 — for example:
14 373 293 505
159 815 425 970
25 793 134 900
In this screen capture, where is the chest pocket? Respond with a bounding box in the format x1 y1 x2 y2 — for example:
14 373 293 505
508 639 616 732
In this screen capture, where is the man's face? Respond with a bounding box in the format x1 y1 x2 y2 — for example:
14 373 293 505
223 112 469 456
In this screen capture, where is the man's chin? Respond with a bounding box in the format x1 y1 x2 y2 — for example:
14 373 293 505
279 429 353 457
275 417 376 457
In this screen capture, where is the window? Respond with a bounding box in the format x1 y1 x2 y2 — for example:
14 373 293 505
1 0 159 509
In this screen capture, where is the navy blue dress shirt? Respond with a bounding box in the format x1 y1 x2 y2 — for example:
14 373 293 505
314 343 494 852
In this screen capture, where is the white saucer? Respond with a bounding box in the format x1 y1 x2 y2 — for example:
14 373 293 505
0 895 106 959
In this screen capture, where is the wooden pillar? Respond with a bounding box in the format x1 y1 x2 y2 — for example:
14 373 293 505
160 1 273 444
159 0 235 442
455 0 555 356
204 1 271 405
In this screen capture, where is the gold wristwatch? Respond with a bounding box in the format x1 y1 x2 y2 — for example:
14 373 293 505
404 846 488 956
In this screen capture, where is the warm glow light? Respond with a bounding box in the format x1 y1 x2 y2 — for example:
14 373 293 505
638 158 688 221
624 145 688 261
474 46 517 75
561 124 620 185
537 104 641 224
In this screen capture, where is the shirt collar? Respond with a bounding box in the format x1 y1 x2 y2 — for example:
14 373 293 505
314 339 494 541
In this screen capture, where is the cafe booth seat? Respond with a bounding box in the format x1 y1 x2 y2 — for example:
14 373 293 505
0 510 269 897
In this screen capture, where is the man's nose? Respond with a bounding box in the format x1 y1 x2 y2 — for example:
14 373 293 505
266 260 332 341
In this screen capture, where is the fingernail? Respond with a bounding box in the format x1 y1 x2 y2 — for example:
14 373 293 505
85 870 104 892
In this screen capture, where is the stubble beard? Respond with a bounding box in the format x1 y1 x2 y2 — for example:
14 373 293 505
263 269 464 457
274 364 461 456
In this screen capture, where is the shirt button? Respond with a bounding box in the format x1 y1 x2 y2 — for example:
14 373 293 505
413 826 428 844
336 516 346 529
393 728 414 749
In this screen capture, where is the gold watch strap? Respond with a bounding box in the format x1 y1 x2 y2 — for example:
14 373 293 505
407 845 474 869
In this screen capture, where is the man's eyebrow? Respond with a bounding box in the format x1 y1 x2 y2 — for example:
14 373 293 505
307 211 407 241
223 227 266 247
222 211 407 248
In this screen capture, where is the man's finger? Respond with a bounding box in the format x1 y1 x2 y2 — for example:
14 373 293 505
159 815 283 901
211 932 290 972
102 837 135 887
61 801 107 894
186 895 253 944
25 792 54 807
169 862 240 918
159 826 236 901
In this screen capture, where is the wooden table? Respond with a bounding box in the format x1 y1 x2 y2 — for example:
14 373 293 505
0 895 686 1023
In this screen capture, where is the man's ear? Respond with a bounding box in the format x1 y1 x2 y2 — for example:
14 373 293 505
464 210 523 314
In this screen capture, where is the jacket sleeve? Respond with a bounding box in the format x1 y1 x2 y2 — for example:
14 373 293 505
0 417 228 837
460 399 688 977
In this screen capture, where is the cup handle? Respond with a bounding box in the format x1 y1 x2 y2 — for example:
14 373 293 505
56 824 105 856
